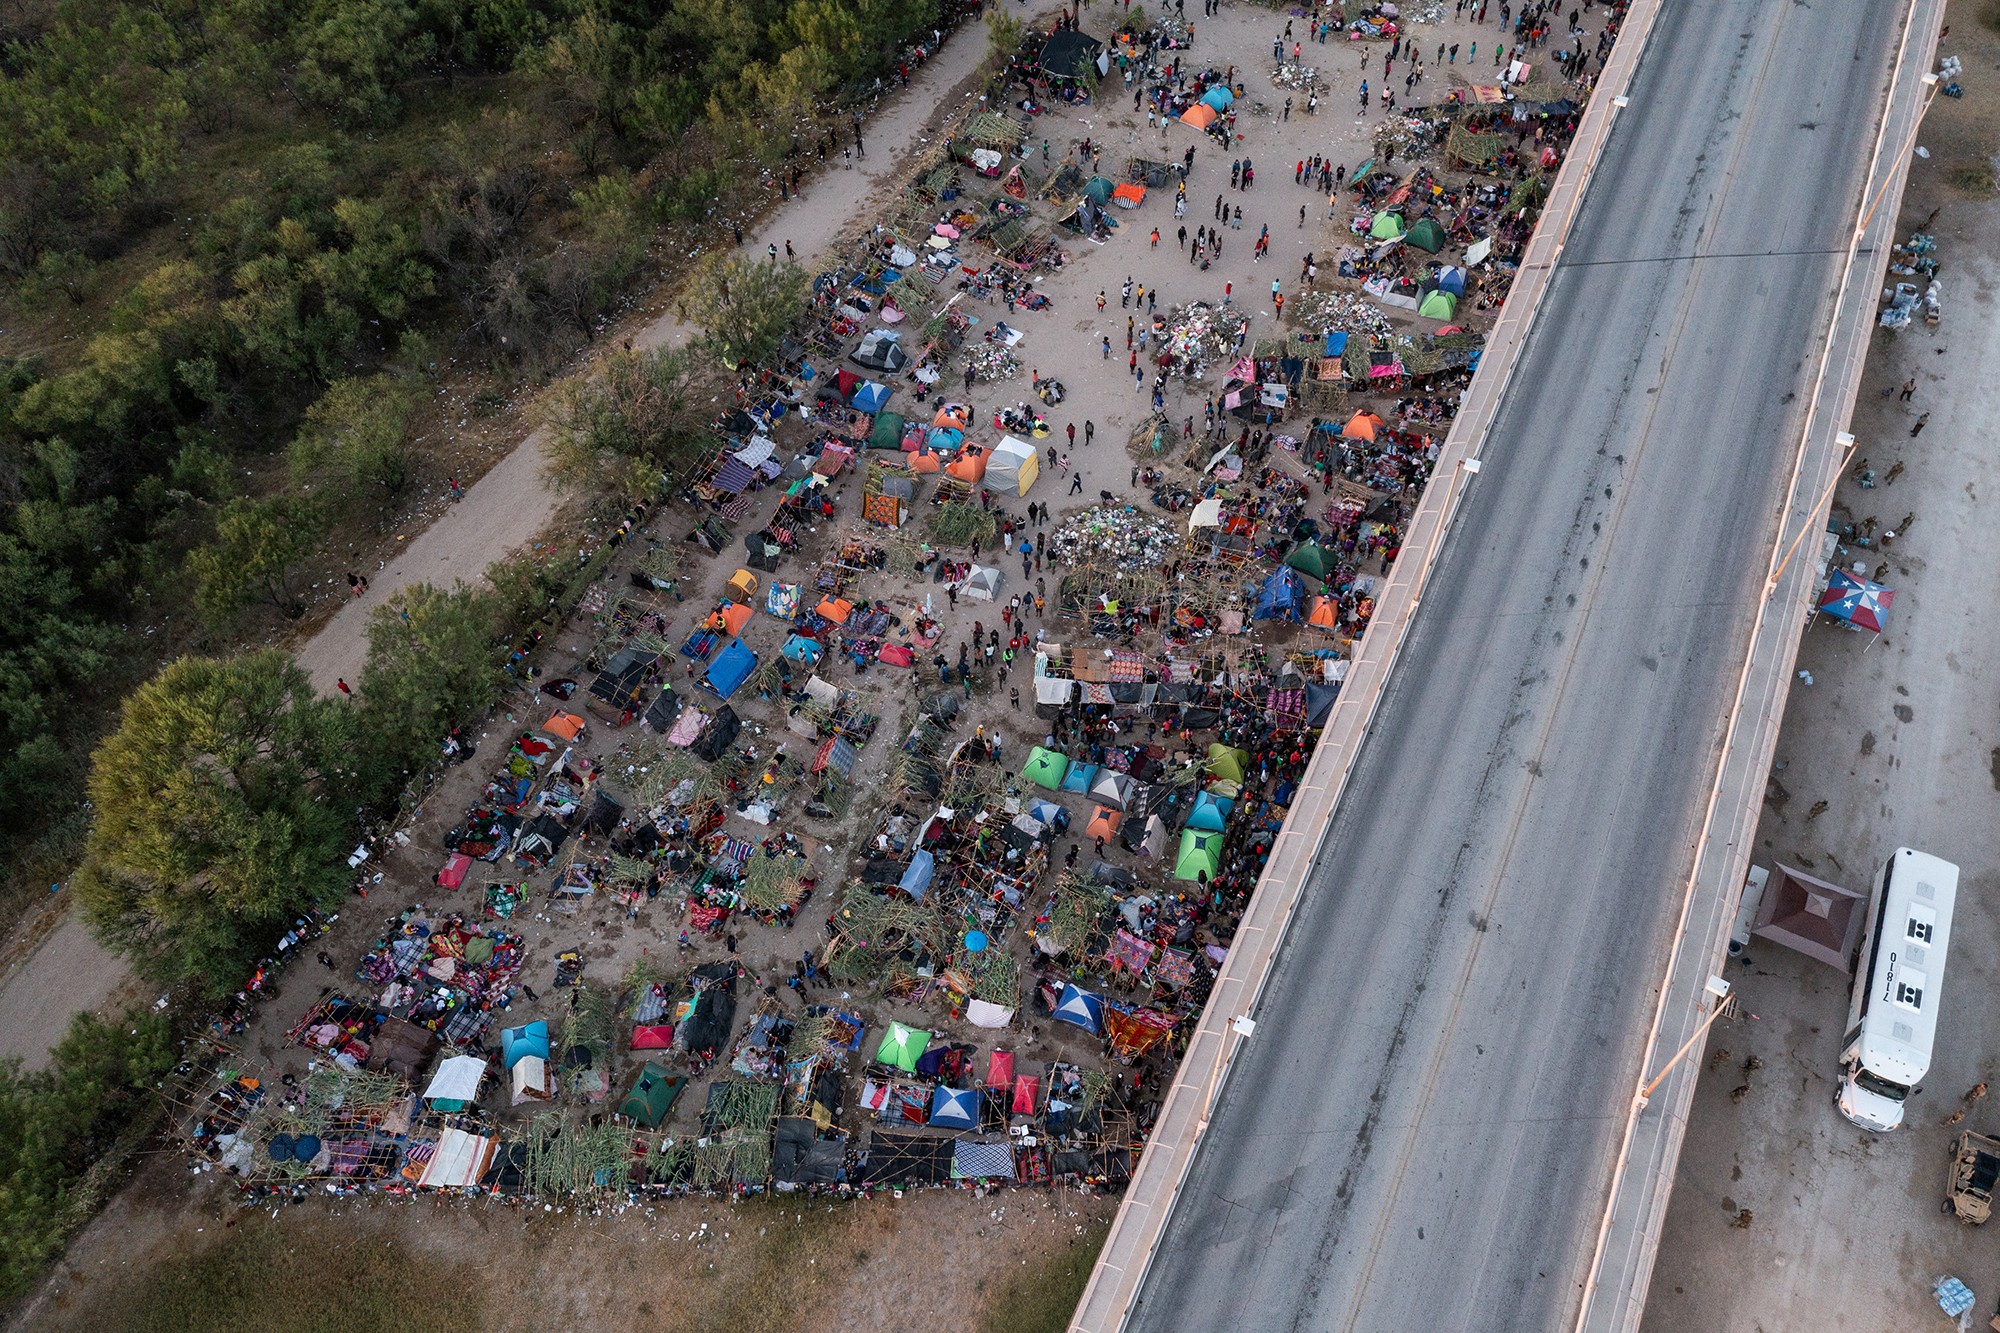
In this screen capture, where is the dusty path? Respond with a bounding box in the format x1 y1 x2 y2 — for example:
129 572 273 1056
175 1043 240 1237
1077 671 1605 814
294 23 1010 694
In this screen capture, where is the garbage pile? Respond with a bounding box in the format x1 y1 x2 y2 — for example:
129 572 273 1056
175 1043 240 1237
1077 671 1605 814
1270 61 1324 91
1047 507 1179 573
1290 290 1397 341
962 341 1020 382
1159 302 1249 379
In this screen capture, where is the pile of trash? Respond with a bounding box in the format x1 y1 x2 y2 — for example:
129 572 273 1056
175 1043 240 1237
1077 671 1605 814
962 341 1020 381
1290 290 1397 341
1160 302 1248 379
1047 507 1179 573
1401 3 1446 24
1270 61 1324 91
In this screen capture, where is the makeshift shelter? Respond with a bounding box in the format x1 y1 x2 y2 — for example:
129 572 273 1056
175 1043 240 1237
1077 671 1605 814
1819 568 1895 634
1254 566 1307 621
418 1127 497 1189
1750 864 1867 969
1405 217 1447 253
1023 746 1070 790
363 1016 439 1081
875 1021 930 1072
962 565 1002 601
987 435 1041 496
929 1085 979 1130
510 1056 553 1105
1175 828 1223 882
619 1062 686 1127
898 849 936 901
1305 680 1340 725
423 1055 487 1111
1418 289 1458 320
1039 29 1105 80
1052 984 1104 1034
852 380 892 414
703 639 758 699
1087 768 1139 811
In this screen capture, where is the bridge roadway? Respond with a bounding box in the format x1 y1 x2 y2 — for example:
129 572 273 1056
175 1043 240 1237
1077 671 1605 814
1115 2 1913 1330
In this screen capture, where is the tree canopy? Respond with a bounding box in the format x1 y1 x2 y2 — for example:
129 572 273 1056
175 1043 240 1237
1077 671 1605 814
682 254 811 367
354 582 506 797
75 651 355 995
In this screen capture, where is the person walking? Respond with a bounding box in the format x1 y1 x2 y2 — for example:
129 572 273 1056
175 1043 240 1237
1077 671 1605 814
336 678 353 697
1899 377 1916 400
1070 472 1084 494
1910 412 1930 436
1084 419 1095 446
1067 422 1077 448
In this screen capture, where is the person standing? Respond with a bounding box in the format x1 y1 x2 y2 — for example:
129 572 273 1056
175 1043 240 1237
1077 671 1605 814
1899 377 1916 400
1911 412 1930 436
1084 420 1095 446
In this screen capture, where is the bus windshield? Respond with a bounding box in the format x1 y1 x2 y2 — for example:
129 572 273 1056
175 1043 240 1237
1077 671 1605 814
1855 1068 1910 1102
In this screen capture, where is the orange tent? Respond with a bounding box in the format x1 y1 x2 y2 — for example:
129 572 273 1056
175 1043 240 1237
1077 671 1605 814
816 597 853 624
946 447 988 482
911 451 942 474
1341 412 1384 441
933 405 971 430
1180 103 1218 129
543 711 586 741
1307 596 1339 630
720 602 754 637
1085 806 1122 841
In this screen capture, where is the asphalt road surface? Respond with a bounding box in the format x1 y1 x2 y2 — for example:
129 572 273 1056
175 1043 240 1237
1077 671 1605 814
1126 3 1910 1330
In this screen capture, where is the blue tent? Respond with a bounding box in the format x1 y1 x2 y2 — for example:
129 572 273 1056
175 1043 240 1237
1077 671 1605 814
781 634 823 664
1053 983 1104 1034
1060 761 1100 794
704 639 758 699
852 380 892 414
1254 566 1306 621
928 426 964 452
1187 791 1232 832
899 849 935 901
1029 799 1066 828
1436 265 1468 296
930 1085 979 1130
500 1020 550 1070
1201 86 1234 110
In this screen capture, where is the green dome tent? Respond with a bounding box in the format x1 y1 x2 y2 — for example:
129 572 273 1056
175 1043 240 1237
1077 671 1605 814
1405 217 1447 253
875 1021 930 1072
1369 210 1406 240
1174 828 1223 882
1419 288 1459 320
1285 542 1336 580
1083 175 1115 204
1023 746 1070 790
868 410 906 450
1205 743 1249 784
618 1063 686 1127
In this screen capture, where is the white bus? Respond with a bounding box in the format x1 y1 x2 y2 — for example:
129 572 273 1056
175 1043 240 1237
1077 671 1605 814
1837 847 1958 1131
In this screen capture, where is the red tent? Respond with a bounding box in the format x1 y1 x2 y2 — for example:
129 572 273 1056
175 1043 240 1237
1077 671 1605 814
631 1025 675 1050
986 1049 1015 1089
1012 1074 1040 1115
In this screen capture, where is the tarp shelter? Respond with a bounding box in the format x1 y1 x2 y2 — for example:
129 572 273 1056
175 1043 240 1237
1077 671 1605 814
1053 984 1104 1034
1465 235 1494 267
1039 29 1104 79
852 329 909 372
1286 542 1336 580
363 1015 439 1081
500 1021 549 1070
1819 568 1895 633
868 410 907 450
1405 217 1447 253
417 1127 496 1189
1305 680 1340 725
543 711 586 741
1188 496 1224 531
1206 744 1249 783
966 998 1015 1029
898 849 935 901
1419 289 1458 320
1254 566 1307 621
1751 863 1867 969
1370 210 1406 240
423 1054 487 1111
703 639 758 699
1087 768 1139 810
435 852 471 889
875 1021 930 1072
988 435 1040 496
1436 265 1468 295
1342 411 1383 441
1175 828 1223 882
1179 103 1219 130
1023 746 1070 789
963 565 1002 601
1112 182 1146 208
643 686 683 733
852 380 892 414
619 1062 686 1127
929 1085 979 1130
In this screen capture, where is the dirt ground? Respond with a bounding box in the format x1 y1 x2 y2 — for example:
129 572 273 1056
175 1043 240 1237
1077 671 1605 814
7 1 1624 1325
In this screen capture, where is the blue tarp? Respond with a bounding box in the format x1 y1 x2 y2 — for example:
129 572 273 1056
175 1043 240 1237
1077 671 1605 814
781 634 823 664
1060 761 1100 794
704 639 758 699
1323 330 1349 357
852 380 892 414
1201 86 1234 110
899 849 935 901
1053 984 1104 1034
501 1020 550 1070
929 1084 979 1129
1254 566 1307 621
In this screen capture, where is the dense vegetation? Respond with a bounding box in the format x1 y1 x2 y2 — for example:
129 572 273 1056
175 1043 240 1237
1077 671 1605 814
0 0 940 910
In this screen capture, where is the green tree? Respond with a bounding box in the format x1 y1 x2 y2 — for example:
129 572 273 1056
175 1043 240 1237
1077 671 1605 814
188 496 326 623
75 652 355 995
354 582 504 796
288 373 420 501
542 342 718 492
0 1008 176 1302
681 253 809 366
289 0 433 126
